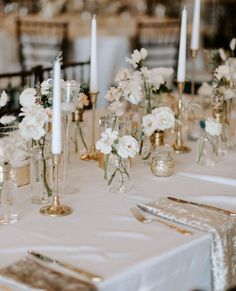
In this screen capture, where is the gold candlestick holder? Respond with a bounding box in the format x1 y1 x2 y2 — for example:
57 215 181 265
173 82 191 154
80 92 99 161
40 154 73 217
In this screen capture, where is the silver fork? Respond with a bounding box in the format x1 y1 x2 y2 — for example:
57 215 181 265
130 207 193 235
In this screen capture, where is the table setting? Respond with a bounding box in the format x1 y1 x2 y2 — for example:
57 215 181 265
1 0 236 291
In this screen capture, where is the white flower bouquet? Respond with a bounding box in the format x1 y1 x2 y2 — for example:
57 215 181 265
96 128 139 192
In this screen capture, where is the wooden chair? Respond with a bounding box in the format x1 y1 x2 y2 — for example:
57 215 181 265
16 18 68 70
0 67 39 115
136 18 180 69
38 60 91 84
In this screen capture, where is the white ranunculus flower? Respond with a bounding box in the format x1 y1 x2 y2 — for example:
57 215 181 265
125 48 148 68
19 88 36 107
96 128 118 154
0 90 9 108
152 106 175 131
197 82 213 97
215 65 231 82
142 114 157 137
41 79 52 95
116 135 139 159
218 48 226 61
19 104 49 141
205 118 222 136
105 87 123 102
107 101 126 117
230 38 236 51
0 115 16 125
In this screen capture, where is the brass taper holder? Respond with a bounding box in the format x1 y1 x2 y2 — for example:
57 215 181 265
173 82 191 154
40 154 73 217
80 92 99 161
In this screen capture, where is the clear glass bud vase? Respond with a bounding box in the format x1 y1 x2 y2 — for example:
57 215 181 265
106 153 130 193
0 164 18 224
151 131 175 177
30 145 52 204
197 131 218 166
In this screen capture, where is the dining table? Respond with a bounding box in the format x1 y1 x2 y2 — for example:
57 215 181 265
0 107 236 291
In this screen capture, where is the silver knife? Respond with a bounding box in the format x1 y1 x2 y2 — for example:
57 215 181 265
167 196 236 217
28 250 103 283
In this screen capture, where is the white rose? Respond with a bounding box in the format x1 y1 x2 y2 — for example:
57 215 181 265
41 79 52 95
142 114 157 136
215 65 231 82
230 38 236 51
218 48 226 62
19 88 36 107
96 128 118 154
152 106 175 131
19 104 48 141
205 118 222 136
116 135 139 159
0 90 9 108
197 82 213 97
107 101 126 117
0 115 16 125
151 67 174 82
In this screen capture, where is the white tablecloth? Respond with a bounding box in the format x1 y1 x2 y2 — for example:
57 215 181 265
1 118 236 290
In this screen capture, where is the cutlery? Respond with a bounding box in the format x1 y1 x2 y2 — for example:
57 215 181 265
28 250 103 283
167 196 236 217
130 207 193 235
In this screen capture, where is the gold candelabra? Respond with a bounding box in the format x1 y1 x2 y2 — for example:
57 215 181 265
40 154 73 217
80 92 99 161
173 82 191 154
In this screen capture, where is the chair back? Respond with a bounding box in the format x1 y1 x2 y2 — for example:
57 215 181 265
136 18 180 69
16 18 68 70
0 68 38 115
39 61 91 84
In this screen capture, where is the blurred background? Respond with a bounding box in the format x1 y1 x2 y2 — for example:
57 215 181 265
0 0 235 108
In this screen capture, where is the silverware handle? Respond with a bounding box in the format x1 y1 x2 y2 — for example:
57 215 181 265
200 204 236 217
153 218 193 235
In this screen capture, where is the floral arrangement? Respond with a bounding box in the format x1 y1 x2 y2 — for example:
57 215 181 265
0 91 27 166
96 128 139 188
105 48 174 119
142 106 175 137
197 118 222 164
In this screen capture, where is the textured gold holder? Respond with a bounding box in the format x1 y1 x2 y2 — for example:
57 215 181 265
173 82 191 154
80 92 99 161
40 154 72 217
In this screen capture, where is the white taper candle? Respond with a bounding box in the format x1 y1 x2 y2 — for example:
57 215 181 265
177 6 187 83
52 60 62 155
90 15 98 93
190 0 201 51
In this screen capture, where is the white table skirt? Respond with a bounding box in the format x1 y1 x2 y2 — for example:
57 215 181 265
1 122 236 290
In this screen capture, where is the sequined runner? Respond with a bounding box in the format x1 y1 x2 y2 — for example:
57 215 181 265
139 197 236 291
0 257 97 291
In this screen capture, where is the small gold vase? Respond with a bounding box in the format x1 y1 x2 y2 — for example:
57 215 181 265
151 131 175 177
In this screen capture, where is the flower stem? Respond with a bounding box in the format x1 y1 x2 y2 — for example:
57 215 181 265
78 121 88 150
